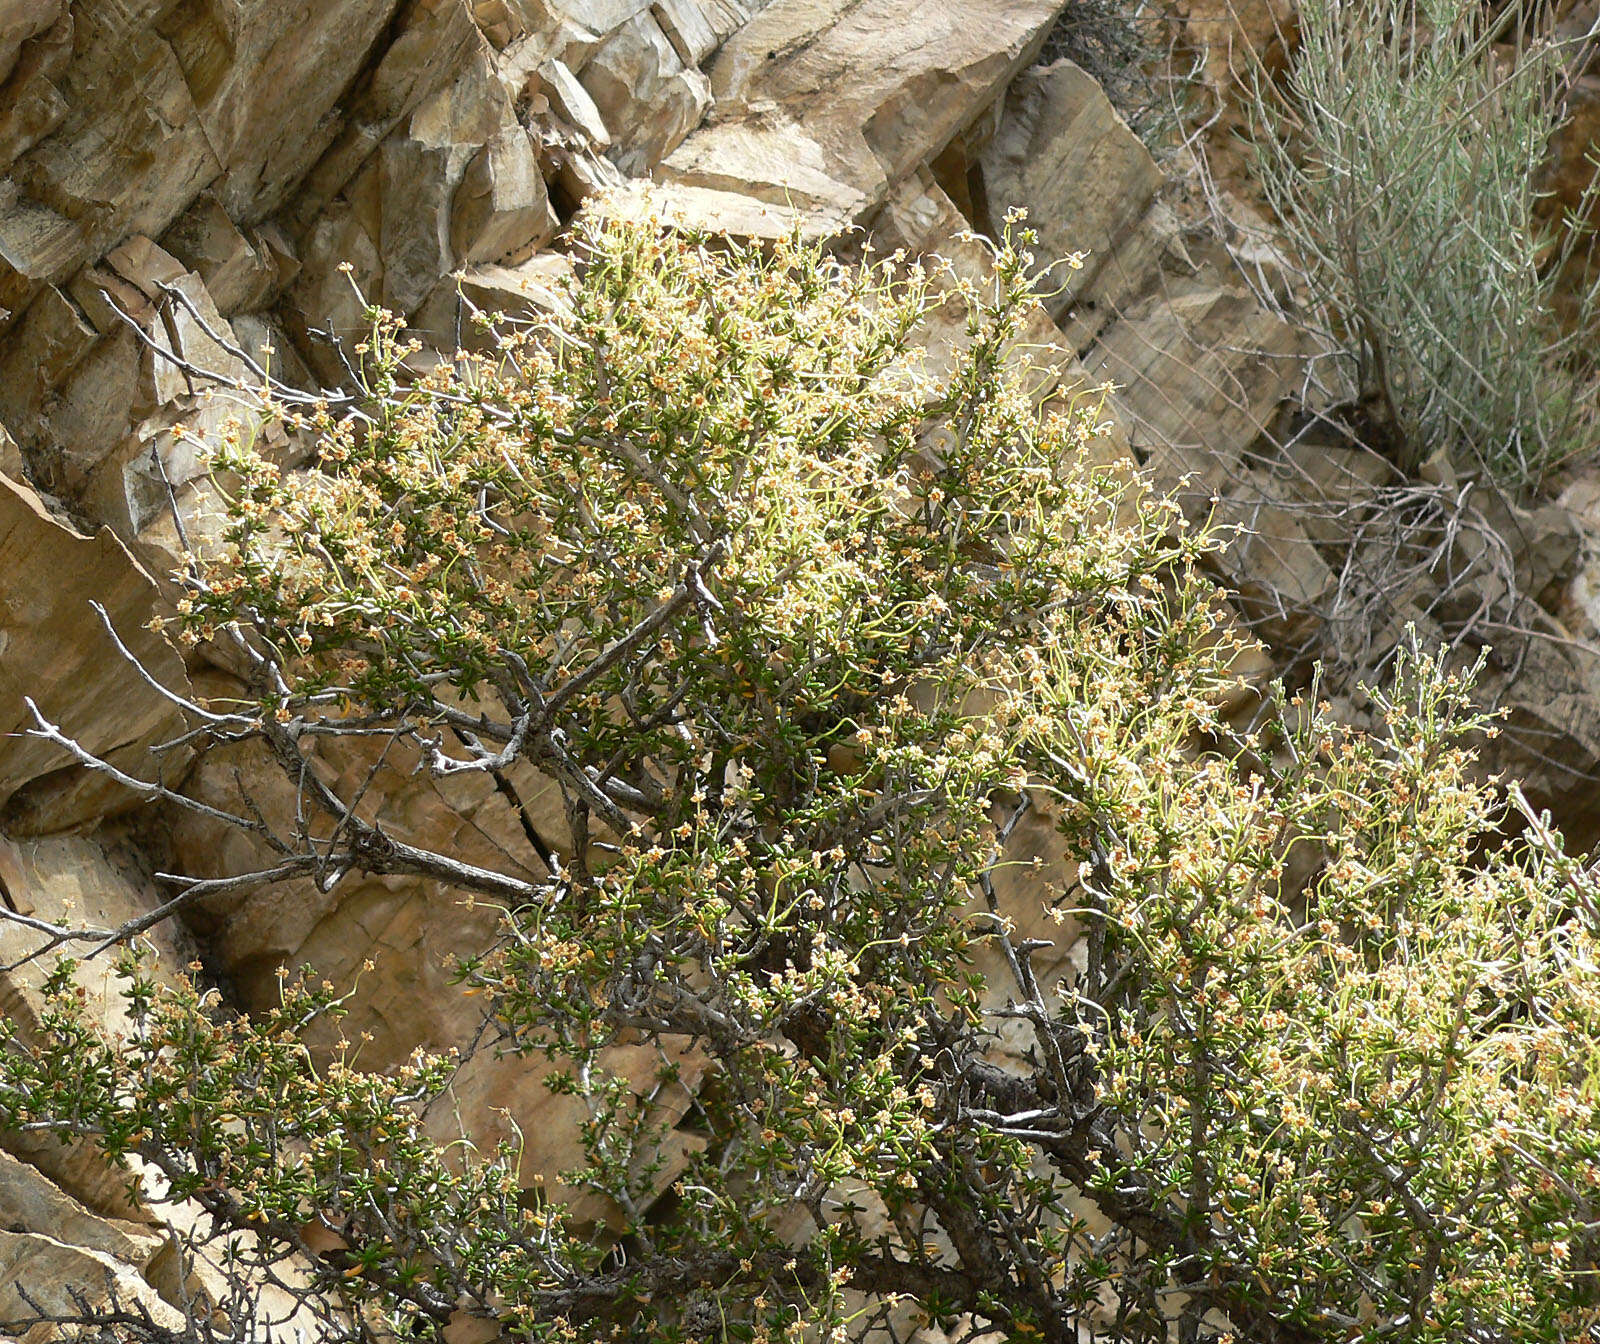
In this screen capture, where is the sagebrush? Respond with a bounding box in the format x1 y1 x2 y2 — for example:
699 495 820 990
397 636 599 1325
1250 0 1600 488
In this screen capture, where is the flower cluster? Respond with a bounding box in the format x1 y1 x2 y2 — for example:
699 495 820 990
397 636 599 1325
4 208 1599 1344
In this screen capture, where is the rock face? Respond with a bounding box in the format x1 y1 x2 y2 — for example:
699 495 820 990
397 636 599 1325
1 0 1597 1330
0 473 191 833
976 61 1163 325
655 0 1063 233
0 832 192 1213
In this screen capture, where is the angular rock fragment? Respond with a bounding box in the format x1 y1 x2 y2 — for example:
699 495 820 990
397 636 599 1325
1084 276 1306 493
159 195 280 315
655 0 1064 234
0 1150 164 1270
0 1233 183 1344
581 11 711 176
0 0 63 89
413 250 575 349
0 472 191 833
0 833 191 1211
653 0 718 67
977 59 1167 336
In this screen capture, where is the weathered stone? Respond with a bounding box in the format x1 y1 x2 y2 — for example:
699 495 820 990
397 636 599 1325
0 1150 164 1270
23 328 146 501
677 0 1063 218
494 5 604 93
1210 485 1336 647
597 174 849 244
451 125 560 265
136 273 247 407
413 251 575 349
169 717 564 1002
1274 438 1394 548
1478 637 1600 852
581 12 710 176
250 220 302 294
701 0 756 42
0 187 79 329
0 418 19 478
0 1232 183 1344
551 139 630 212
0 832 191 1212
661 113 880 226
160 195 279 315
1 15 224 315
286 197 384 383
700 0 768 41
1177 0 1295 103
286 0 482 234
230 311 314 391
66 262 157 338
873 171 1073 384
473 0 519 48
978 60 1161 318
159 0 405 222
0 472 190 834
552 0 652 31
0 0 63 91
1083 275 1306 493
653 0 718 67
535 58 611 146
374 33 556 315
0 282 99 454
0 7 68 171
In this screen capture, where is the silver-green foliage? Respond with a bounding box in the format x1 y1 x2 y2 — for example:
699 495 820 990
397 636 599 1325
1252 0 1600 487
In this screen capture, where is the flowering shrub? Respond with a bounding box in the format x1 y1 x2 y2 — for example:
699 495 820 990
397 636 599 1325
5 210 1600 1344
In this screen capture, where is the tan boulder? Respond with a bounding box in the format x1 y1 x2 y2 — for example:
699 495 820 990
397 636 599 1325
1478 636 1600 853
378 32 561 316
871 170 1082 394
413 250 575 349
1273 439 1393 548
286 0 483 236
0 3 69 181
0 281 100 464
162 0 406 223
580 11 711 175
0 13 225 321
655 0 1065 233
452 123 561 266
0 473 191 834
0 1232 184 1344
977 60 1163 322
0 832 192 1215
598 174 847 241
286 196 386 382
1084 275 1306 494
0 0 61 89
0 1150 165 1271
653 0 719 66
701 0 763 44
158 195 281 316
530 57 612 147
1209 487 1336 649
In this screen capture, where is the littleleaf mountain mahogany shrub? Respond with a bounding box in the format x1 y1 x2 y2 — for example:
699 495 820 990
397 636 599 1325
5 211 1600 1344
